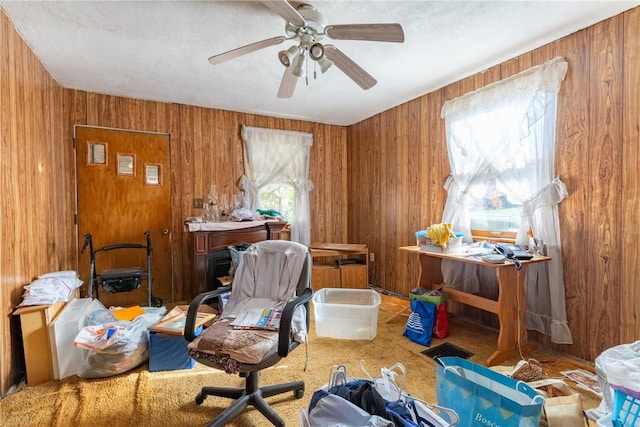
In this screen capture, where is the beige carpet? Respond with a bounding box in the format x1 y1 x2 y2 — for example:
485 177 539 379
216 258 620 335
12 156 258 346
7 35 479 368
1 297 601 426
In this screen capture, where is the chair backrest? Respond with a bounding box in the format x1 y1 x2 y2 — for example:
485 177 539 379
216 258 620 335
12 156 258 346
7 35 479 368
222 240 311 317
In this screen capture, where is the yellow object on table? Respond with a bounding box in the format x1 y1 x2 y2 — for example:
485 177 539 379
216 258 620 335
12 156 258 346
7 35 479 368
427 223 455 248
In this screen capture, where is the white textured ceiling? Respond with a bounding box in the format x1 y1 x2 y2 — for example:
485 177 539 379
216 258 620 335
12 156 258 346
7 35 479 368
2 1 638 126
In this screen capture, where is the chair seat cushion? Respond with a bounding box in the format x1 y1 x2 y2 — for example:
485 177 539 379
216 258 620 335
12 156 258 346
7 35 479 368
188 317 278 366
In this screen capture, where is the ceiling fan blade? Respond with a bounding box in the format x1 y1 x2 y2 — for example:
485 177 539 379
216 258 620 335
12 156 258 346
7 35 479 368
325 23 405 43
324 45 377 90
208 36 286 65
277 60 298 98
261 0 306 27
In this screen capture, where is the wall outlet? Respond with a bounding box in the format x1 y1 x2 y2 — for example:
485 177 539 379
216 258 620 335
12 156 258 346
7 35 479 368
370 252 375 263
193 198 204 208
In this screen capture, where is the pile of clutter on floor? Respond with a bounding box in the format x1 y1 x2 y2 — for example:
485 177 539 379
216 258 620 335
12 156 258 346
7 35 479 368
15 270 167 380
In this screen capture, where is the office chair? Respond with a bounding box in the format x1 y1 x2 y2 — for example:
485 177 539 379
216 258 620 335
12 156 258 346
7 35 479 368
184 240 313 427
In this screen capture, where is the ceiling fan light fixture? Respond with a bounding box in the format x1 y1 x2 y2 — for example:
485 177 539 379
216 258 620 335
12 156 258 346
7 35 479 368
292 53 306 78
309 43 325 60
278 45 300 67
317 55 333 73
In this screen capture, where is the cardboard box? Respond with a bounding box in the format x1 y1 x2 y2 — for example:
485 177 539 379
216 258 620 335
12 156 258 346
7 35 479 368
13 302 66 385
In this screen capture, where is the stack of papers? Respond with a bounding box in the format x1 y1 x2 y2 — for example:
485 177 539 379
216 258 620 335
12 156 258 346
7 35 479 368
231 308 282 330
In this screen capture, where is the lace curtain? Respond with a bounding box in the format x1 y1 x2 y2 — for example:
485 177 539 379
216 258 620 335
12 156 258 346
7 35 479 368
440 57 573 344
240 125 314 246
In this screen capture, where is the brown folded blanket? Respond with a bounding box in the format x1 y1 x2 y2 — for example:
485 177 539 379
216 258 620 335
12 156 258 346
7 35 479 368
188 317 278 368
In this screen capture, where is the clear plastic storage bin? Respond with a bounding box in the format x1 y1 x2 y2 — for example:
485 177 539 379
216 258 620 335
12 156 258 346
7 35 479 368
312 288 381 340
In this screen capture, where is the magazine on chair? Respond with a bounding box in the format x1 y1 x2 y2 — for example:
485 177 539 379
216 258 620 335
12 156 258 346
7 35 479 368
230 308 282 330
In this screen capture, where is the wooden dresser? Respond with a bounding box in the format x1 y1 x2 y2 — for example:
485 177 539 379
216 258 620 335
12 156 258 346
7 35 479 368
186 220 287 297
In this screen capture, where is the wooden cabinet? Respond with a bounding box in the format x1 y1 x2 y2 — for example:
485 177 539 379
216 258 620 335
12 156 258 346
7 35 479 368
310 243 368 290
186 220 287 298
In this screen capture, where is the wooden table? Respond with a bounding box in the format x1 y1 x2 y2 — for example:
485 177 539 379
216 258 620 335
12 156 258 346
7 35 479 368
399 245 550 366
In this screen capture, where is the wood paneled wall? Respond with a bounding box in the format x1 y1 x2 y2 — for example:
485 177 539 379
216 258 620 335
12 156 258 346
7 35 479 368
0 10 75 396
348 7 640 361
621 9 640 345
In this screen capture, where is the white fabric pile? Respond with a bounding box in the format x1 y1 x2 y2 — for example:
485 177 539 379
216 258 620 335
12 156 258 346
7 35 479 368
19 270 83 306
588 340 640 421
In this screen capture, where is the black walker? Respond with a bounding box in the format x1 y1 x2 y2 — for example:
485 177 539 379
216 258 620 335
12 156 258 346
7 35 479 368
81 231 161 307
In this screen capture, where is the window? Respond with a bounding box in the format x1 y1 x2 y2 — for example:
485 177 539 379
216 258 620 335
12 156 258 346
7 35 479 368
117 153 135 176
462 102 555 240
440 57 573 345
457 102 547 237
259 184 294 222
87 141 107 166
145 164 162 185
240 126 313 245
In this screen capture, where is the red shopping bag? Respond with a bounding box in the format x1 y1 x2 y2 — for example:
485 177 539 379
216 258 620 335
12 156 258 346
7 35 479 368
433 303 449 339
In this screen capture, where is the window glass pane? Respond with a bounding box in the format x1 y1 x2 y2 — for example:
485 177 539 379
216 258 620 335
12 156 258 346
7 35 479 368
453 98 549 234
469 178 522 232
88 142 106 165
259 184 294 221
117 153 135 175
145 164 161 185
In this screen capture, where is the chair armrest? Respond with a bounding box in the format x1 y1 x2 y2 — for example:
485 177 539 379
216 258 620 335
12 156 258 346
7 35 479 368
278 287 313 357
184 286 231 342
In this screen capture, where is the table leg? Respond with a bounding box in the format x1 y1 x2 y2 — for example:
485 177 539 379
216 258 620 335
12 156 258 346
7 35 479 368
487 264 535 366
417 255 444 289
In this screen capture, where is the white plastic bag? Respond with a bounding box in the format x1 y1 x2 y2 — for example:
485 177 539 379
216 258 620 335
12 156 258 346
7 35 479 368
591 340 640 418
73 324 123 351
19 271 83 306
77 306 166 378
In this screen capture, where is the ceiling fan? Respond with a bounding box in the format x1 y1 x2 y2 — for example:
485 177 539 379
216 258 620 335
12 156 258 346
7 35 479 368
207 0 405 98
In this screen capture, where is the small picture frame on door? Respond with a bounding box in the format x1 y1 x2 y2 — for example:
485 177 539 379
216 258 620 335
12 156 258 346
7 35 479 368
145 164 162 185
117 153 136 176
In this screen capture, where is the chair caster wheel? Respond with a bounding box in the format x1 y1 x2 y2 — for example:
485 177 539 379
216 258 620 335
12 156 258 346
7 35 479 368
294 388 304 399
195 393 206 405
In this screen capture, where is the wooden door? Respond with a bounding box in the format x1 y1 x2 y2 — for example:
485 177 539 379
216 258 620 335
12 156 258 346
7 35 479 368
75 127 172 307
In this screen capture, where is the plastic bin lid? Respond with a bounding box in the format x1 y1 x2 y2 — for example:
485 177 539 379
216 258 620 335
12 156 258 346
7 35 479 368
416 230 463 238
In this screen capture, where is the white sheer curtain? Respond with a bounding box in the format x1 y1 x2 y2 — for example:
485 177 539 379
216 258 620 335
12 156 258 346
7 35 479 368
240 125 314 246
440 57 573 344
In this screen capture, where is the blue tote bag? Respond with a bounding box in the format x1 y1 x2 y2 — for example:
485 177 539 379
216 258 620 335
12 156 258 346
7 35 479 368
436 357 544 427
403 299 435 346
